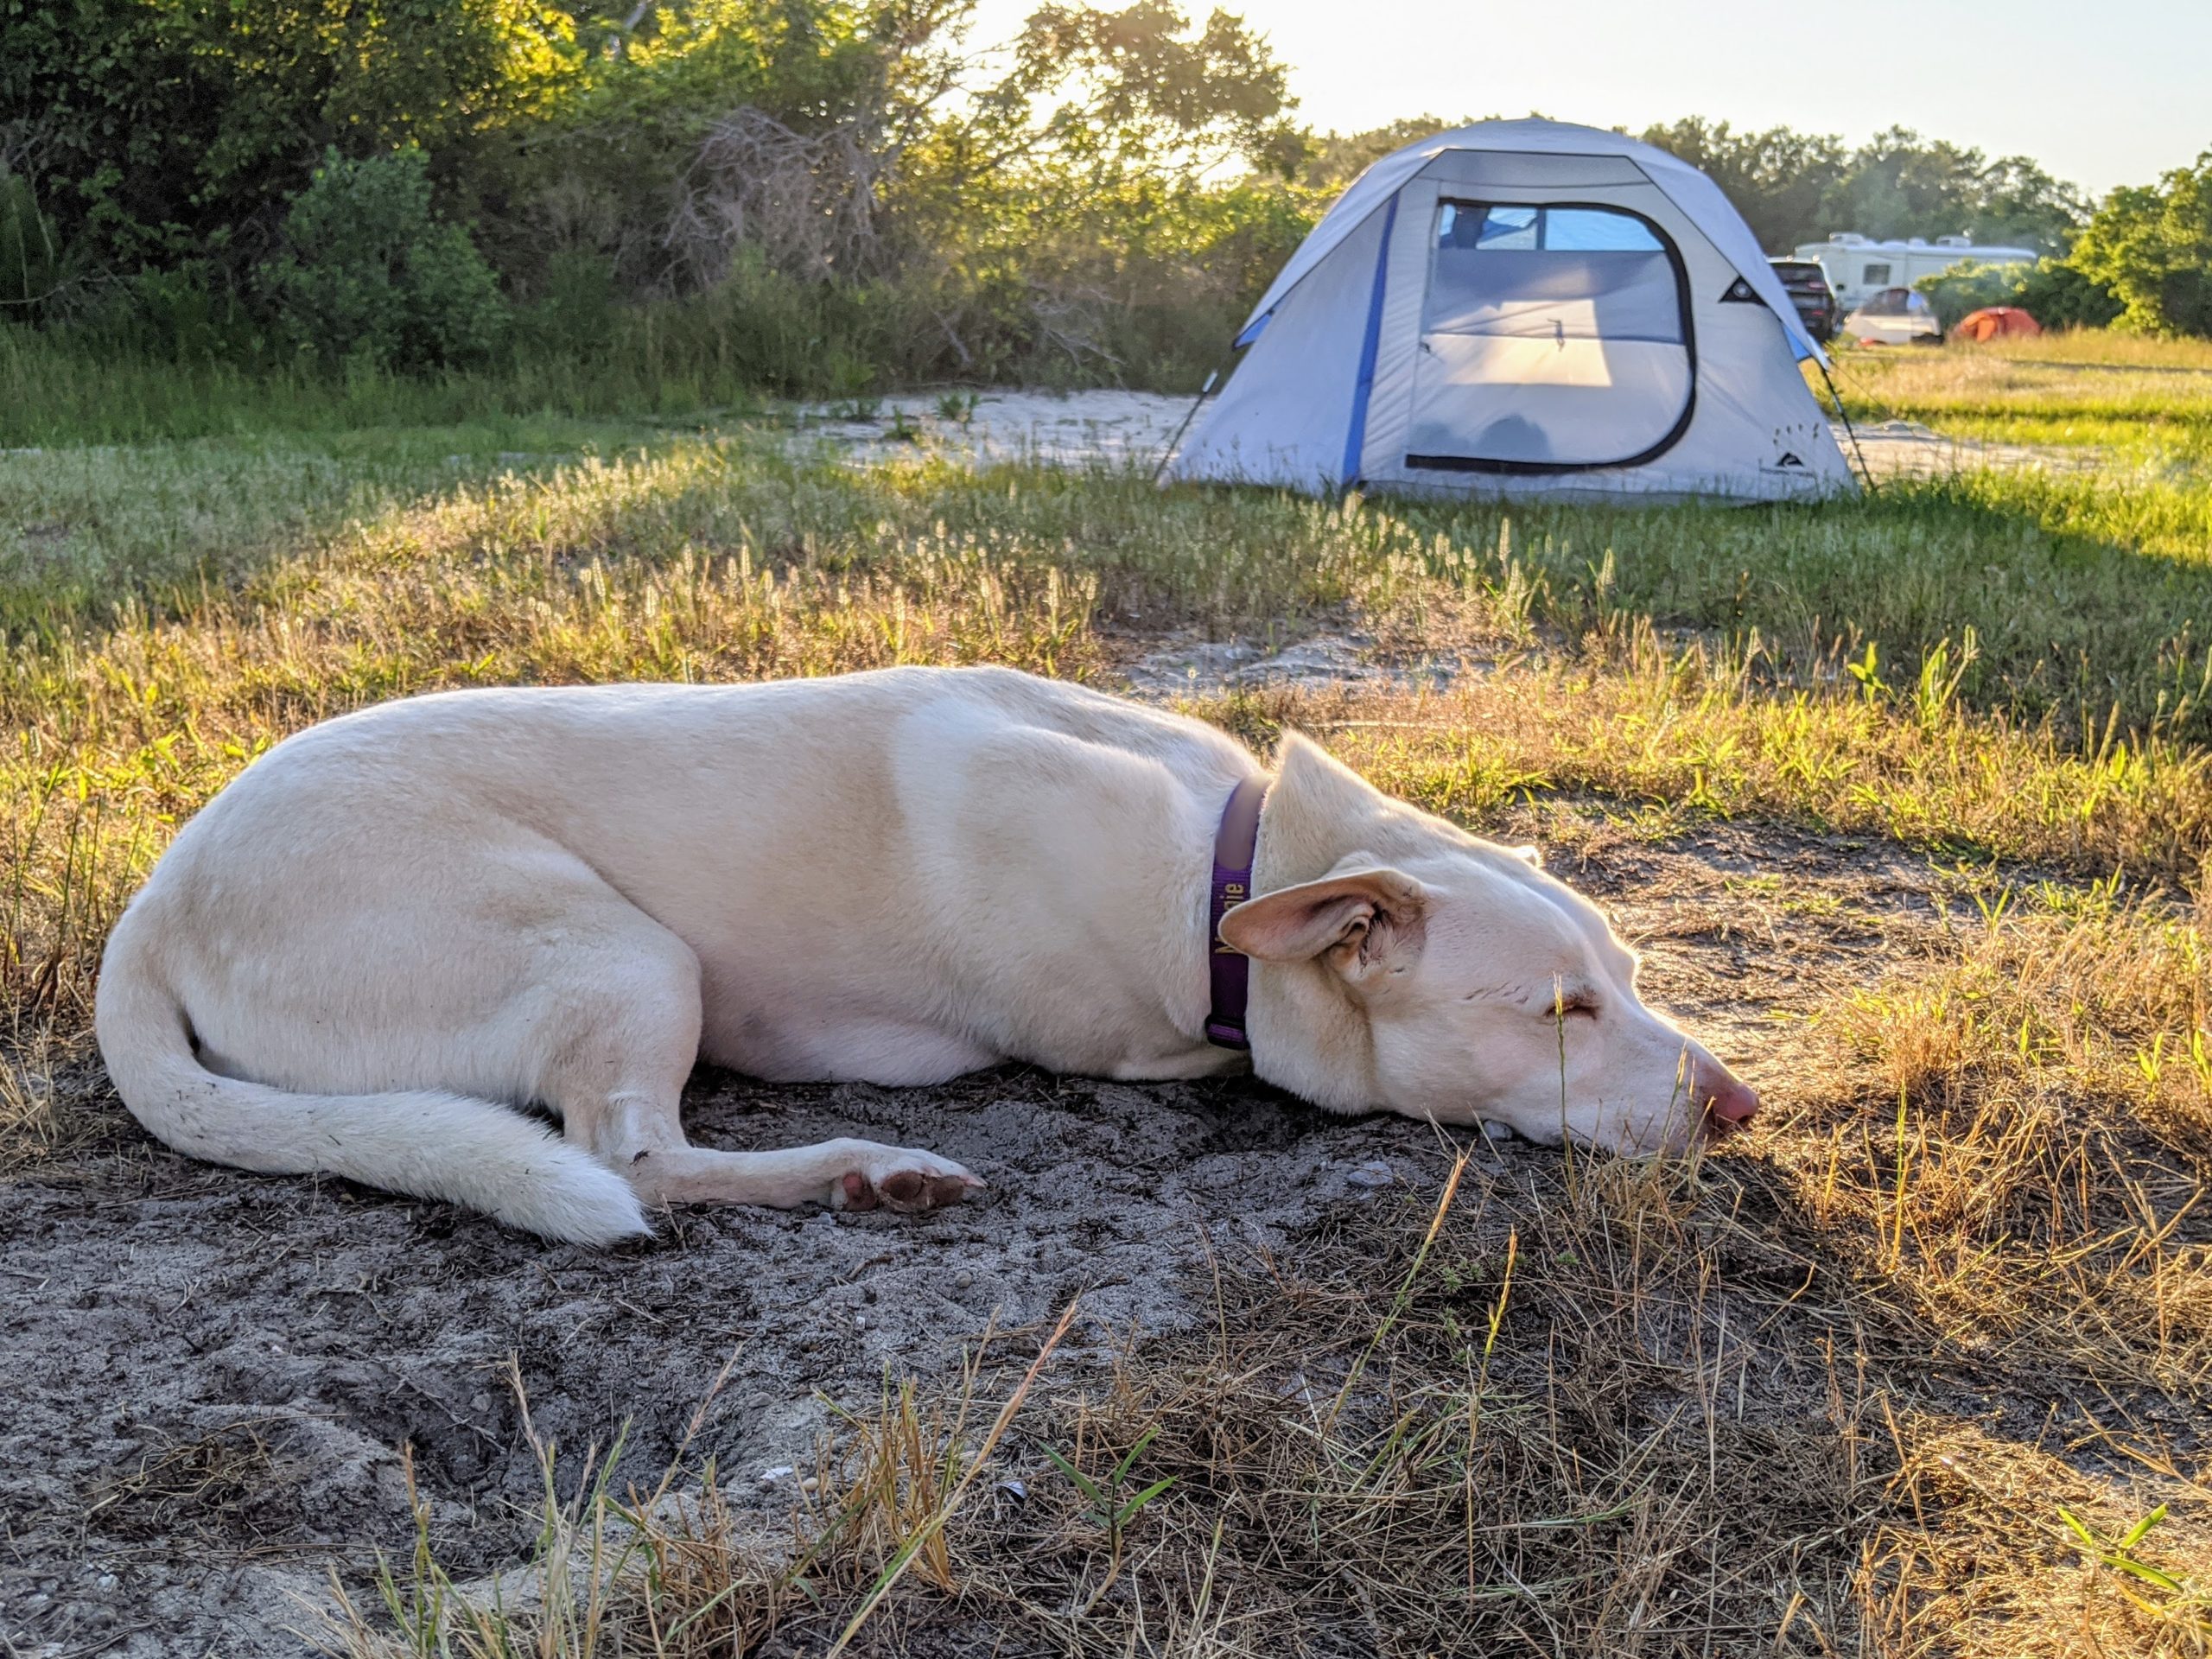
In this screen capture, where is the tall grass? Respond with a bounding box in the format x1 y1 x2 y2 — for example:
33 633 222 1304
0 246 1241 448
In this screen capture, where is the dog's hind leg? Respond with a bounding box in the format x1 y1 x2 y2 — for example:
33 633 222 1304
543 918 982 1218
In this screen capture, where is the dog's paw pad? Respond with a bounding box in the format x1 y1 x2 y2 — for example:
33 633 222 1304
928 1174 974 1208
837 1164 981 1214
881 1170 926 1205
878 1167 977 1212
829 1145 982 1215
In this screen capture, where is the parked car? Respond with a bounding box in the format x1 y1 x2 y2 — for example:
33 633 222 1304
1842 285 1943 346
1769 258 1840 341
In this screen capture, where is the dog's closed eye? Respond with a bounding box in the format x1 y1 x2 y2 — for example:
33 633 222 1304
1459 985 1599 1018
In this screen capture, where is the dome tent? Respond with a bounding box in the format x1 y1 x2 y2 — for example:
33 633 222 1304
1166 120 1857 504
1952 305 2043 342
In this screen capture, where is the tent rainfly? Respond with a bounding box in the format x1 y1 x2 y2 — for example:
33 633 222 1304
1166 120 1857 503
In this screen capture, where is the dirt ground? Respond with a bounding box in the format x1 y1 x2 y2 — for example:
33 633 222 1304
5 1057 1456 1656
3 763 1901 1656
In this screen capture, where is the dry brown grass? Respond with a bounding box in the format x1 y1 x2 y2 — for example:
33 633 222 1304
83 1423 296 1544
304 1085 2208 1656
1225 630 2212 877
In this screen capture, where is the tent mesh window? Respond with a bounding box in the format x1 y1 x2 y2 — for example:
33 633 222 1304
1407 202 1695 473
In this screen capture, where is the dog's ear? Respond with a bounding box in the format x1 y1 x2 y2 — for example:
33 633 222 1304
1507 843 1542 869
1219 868 1427 980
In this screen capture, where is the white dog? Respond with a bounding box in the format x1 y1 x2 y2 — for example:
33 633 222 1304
95 666 1757 1244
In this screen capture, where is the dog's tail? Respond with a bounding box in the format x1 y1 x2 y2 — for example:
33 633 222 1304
92 908 650 1246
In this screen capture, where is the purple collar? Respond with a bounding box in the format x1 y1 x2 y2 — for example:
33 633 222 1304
1205 777 1269 1050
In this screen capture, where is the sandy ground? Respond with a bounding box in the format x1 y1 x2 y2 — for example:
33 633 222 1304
3 1062 1452 1656
788 388 2086 481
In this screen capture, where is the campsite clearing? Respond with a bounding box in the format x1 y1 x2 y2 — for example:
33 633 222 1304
3 340 2211 1657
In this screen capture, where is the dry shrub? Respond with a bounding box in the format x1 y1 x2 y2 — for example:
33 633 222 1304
665 108 893 290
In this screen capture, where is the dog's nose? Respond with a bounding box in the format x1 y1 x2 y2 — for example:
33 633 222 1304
1695 1065 1759 1134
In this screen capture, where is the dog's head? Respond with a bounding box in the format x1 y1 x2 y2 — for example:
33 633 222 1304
1225 736 1757 1154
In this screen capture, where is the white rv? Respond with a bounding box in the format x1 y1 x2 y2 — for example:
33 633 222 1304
1793 233 2037 313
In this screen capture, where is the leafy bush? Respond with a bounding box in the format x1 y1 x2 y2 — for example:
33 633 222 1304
11 0 2189 391
257 148 509 370
626 248 936 397
0 0 582 273
1916 255 2125 333
2069 152 2212 337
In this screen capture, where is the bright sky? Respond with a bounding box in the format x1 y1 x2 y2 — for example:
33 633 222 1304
963 0 2209 195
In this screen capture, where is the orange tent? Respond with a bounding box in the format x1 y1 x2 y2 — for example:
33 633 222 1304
1953 306 2043 342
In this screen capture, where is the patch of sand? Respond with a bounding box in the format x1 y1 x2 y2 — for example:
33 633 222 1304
789 389 2087 482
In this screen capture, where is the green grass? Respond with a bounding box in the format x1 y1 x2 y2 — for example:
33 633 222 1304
1827 336 2212 466
14 417 2212 745
0 419 674 632
0 326 782 448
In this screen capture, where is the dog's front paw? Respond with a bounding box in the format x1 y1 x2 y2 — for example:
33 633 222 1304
826 1141 984 1214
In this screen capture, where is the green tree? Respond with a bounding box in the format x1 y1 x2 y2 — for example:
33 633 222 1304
1637 118 1847 253
0 168 65 308
2068 152 2212 337
494 0 895 287
2012 259 2124 330
1815 126 2083 251
877 3 1305 376
1967 155 2091 249
1298 116 1462 193
0 0 582 271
